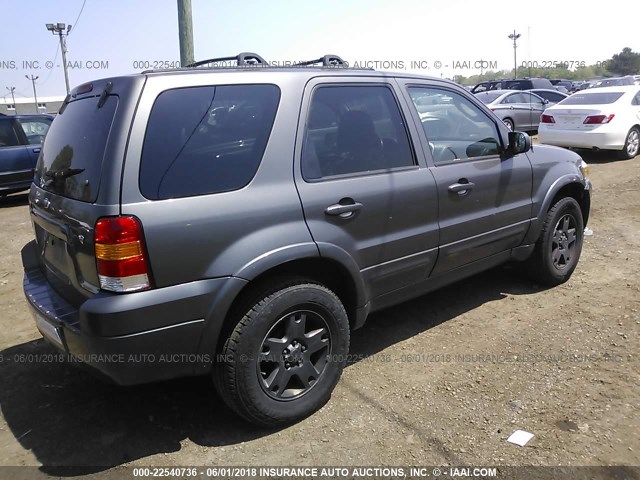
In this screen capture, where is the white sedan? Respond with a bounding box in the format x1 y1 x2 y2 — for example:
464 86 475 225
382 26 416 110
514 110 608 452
538 85 640 159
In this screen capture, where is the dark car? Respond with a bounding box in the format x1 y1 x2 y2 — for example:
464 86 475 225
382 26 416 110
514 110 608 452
472 77 555 94
22 53 591 426
501 78 555 90
470 80 505 93
0 114 53 196
550 79 573 92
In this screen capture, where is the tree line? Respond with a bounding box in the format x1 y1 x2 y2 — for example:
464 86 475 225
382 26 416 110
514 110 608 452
455 47 640 85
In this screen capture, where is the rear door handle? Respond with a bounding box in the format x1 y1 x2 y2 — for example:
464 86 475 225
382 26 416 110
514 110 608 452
448 181 475 194
325 201 363 217
32 148 41 154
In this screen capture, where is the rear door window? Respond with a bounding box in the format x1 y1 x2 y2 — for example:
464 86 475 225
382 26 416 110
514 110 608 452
139 84 280 200
301 85 414 180
34 96 118 202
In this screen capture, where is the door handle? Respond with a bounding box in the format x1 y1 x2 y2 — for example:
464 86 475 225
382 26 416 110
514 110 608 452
32 148 41 154
325 201 363 217
448 181 475 194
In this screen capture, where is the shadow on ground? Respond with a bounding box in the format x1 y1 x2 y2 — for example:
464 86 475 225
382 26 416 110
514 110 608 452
0 266 540 475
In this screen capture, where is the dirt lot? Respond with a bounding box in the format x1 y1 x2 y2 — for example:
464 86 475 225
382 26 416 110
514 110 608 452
0 148 638 478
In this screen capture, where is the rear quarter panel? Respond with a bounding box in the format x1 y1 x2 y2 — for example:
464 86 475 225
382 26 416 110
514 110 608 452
119 72 317 287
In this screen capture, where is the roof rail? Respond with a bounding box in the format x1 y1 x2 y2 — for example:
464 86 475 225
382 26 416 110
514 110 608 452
185 52 267 68
293 55 347 67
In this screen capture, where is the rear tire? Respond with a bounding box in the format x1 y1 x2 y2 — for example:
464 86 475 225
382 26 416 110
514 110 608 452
619 127 639 159
213 280 349 427
526 197 584 286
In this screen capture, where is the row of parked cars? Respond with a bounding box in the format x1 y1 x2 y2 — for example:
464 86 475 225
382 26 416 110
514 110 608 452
463 76 640 159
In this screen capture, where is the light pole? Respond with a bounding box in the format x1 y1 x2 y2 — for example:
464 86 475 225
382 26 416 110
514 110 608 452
46 22 72 95
508 30 521 78
26 75 39 113
6 87 16 115
177 0 195 66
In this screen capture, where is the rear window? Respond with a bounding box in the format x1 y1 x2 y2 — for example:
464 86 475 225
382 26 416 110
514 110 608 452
560 92 624 105
35 96 118 202
139 84 280 200
475 91 503 104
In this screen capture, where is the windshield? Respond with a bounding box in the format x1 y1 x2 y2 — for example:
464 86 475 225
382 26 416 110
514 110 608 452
34 96 118 202
560 92 624 105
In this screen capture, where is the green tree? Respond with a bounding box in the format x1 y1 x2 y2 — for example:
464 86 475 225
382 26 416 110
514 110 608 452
607 47 640 75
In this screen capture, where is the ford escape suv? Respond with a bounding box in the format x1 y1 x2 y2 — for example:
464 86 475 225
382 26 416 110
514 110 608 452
22 53 591 426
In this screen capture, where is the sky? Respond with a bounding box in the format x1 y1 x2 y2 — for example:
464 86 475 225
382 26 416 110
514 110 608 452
1 0 638 98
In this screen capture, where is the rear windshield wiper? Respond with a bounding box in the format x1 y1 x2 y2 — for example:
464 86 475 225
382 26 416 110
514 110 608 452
42 168 85 186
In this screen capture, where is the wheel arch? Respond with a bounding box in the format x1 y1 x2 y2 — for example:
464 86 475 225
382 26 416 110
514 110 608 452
524 176 590 244
196 247 366 364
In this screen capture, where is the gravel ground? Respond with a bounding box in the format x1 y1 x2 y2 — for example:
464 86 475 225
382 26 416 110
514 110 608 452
0 148 638 478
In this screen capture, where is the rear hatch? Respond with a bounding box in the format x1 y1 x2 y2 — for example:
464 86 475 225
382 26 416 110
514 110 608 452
29 76 144 305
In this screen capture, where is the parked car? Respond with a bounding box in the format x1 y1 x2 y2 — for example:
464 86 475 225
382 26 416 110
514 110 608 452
571 81 590 93
591 76 636 88
471 77 555 94
501 77 554 90
22 53 591 426
539 85 640 159
0 114 53 196
529 89 569 104
474 89 550 131
551 79 573 92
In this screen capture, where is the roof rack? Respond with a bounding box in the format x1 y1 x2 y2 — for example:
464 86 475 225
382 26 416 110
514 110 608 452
185 52 268 68
293 55 347 67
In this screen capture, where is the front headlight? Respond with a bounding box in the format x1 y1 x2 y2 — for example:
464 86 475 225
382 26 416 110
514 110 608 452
580 159 590 178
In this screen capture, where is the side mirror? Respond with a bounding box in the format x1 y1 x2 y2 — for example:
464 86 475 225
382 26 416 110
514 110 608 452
507 131 531 156
543 98 549 104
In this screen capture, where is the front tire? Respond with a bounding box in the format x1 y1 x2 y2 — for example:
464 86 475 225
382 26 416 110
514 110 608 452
213 281 349 427
503 118 514 131
619 127 639 159
526 197 584 286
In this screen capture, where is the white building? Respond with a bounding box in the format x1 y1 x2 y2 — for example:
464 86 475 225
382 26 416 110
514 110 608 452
0 95 66 115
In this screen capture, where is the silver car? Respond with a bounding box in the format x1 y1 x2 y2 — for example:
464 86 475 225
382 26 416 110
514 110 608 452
475 89 550 131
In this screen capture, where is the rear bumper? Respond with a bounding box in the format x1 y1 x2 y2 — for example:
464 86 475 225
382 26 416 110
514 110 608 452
538 128 626 150
22 240 234 385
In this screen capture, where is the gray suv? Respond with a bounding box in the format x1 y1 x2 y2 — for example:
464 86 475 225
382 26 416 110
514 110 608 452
21 53 591 426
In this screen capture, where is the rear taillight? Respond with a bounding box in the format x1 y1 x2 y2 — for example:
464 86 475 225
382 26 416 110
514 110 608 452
583 114 615 124
540 114 555 123
94 216 151 292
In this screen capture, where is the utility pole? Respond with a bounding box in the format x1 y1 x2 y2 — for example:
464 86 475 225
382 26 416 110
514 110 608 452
508 30 521 78
26 75 39 113
177 0 194 66
6 87 16 115
46 23 72 95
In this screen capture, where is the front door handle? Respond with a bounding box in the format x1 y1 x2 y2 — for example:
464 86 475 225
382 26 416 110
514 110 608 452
448 181 475 195
325 201 363 217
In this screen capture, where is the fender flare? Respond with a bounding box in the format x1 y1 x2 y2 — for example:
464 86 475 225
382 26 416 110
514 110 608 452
194 242 367 368
524 174 589 244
